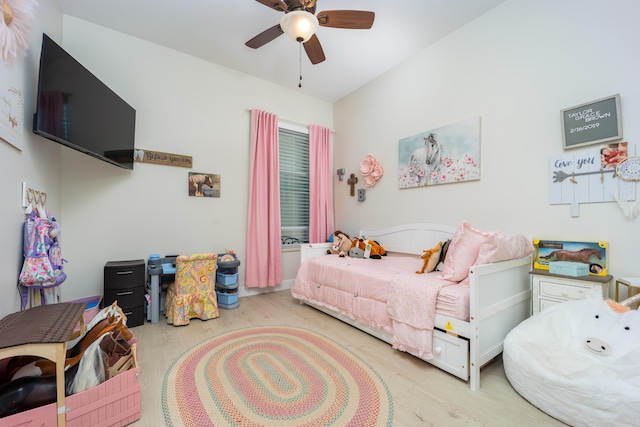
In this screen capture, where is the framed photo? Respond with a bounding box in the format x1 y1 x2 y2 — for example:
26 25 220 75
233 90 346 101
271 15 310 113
533 240 608 276
561 94 622 150
188 172 220 197
0 62 25 151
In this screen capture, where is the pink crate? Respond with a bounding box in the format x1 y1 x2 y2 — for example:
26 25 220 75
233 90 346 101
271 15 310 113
0 346 140 427
0 402 57 427
65 346 140 427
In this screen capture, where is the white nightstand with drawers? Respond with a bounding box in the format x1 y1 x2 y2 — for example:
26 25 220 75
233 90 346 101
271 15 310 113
530 269 613 315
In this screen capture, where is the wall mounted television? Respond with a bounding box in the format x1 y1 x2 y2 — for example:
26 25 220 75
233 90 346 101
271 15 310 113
33 33 136 169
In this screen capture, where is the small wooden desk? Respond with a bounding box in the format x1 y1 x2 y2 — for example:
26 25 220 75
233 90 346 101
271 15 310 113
0 303 85 427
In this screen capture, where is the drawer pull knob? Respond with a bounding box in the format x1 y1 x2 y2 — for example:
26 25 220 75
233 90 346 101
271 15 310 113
116 291 133 296
434 347 442 354
116 271 134 275
124 311 133 316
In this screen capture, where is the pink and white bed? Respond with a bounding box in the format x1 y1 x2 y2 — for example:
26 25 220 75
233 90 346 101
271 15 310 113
291 222 533 391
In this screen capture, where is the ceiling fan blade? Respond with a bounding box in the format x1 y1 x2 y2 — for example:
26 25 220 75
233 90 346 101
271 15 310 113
254 0 288 12
317 10 375 29
303 34 325 64
245 24 284 49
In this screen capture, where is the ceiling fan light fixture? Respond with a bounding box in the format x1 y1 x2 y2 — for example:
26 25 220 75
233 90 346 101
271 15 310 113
280 10 318 43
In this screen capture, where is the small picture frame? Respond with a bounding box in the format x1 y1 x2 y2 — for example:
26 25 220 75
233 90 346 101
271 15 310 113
561 94 622 150
188 172 220 197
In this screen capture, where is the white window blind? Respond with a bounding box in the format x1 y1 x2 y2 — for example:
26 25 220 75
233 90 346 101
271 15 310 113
279 127 309 246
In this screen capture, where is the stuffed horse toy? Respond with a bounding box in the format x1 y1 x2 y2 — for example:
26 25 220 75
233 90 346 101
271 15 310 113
503 292 640 427
327 230 352 257
416 241 443 274
348 237 386 259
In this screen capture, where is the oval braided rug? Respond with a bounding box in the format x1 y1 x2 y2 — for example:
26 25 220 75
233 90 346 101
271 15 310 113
162 326 394 426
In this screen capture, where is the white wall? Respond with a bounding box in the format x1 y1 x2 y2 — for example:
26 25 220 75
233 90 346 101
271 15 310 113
333 0 640 289
2 0 637 319
0 3 64 318
57 17 332 303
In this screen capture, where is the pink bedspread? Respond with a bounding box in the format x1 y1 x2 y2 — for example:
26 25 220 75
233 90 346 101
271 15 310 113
291 254 462 359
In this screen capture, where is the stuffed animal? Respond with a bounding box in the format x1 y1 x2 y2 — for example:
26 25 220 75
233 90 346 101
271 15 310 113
348 237 386 259
326 230 352 257
416 241 443 274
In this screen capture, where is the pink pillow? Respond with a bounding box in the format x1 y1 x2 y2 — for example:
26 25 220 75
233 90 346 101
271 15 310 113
439 222 497 282
475 233 534 265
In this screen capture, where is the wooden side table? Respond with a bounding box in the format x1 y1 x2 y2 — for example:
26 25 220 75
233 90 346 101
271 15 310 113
615 277 640 307
0 303 85 427
530 269 613 315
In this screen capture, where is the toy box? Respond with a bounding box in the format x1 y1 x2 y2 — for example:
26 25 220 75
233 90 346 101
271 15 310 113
216 271 238 286
0 402 56 427
549 261 590 277
533 240 608 276
217 290 239 306
1 344 140 427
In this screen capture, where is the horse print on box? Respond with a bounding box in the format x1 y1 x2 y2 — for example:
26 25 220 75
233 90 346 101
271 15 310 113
533 240 608 276
399 117 480 188
188 173 220 197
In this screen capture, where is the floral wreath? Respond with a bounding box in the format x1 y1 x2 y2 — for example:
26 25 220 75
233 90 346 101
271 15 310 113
360 153 384 187
1 0 37 64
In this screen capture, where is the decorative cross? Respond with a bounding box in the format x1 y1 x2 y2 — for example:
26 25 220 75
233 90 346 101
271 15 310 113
347 173 358 197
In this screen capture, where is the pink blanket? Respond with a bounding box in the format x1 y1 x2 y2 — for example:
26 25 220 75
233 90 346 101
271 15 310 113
291 254 458 359
387 272 457 359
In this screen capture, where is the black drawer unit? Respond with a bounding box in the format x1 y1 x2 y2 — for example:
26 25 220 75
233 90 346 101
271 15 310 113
104 259 145 327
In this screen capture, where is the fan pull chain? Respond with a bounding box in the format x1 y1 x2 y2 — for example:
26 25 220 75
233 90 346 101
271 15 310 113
298 41 303 88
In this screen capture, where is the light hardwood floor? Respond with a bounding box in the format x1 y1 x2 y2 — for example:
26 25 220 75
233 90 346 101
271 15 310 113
131 290 566 427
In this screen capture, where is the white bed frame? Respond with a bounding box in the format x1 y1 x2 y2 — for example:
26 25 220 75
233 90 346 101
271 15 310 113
296 223 532 391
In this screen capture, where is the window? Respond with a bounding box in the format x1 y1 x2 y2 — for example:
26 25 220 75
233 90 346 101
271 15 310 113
279 127 309 247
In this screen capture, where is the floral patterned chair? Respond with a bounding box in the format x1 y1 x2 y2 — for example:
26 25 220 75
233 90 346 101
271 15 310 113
165 253 219 326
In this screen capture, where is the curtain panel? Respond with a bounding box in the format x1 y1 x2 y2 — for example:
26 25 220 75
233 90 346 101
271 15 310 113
246 110 282 288
308 125 334 243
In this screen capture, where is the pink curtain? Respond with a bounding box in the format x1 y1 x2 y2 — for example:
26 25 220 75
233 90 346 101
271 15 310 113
246 110 282 288
308 125 334 243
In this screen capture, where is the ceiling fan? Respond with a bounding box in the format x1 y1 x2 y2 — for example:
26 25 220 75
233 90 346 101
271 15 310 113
245 0 375 65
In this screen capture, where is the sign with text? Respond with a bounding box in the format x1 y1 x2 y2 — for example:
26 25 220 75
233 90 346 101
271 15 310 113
549 143 635 205
133 149 192 168
561 94 622 149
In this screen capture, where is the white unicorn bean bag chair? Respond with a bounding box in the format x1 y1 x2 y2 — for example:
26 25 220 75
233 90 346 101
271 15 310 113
503 292 640 427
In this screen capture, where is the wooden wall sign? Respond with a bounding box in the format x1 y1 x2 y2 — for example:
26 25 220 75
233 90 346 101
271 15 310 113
549 143 635 205
134 149 192 168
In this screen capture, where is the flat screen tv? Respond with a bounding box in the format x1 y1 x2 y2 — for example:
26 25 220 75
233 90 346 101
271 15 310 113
33 33 136 169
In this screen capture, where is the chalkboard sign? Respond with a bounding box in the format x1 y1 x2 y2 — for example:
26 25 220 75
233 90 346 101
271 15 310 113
561 94 622 149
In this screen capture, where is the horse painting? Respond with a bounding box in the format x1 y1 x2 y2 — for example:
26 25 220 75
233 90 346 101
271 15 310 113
541 248 602 263
408 133 442 186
